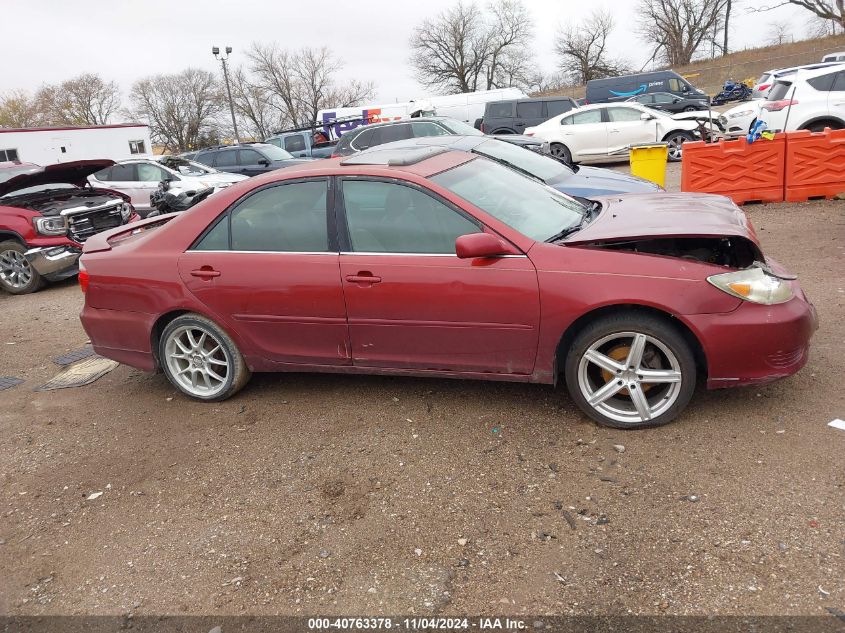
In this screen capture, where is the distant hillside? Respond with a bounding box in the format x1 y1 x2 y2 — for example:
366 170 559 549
540 33 845 99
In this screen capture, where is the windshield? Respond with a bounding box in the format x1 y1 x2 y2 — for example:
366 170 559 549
474 139 573 183
438 119 484 136
431 157 586 242
0 166 41 184
258 144 294 160
161 158 216 176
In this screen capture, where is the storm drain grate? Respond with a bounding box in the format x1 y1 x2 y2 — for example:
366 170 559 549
35 356 118 392
0 376 24 391
53 346 96 366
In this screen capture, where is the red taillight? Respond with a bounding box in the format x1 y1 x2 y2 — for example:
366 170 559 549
78 262 89 293
757 83 770 92
764 99 798 112
525 131 534 137
330 153 339 158
480 122 486 133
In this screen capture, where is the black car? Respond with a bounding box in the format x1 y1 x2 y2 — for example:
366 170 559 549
626 91 709 113
332 116 542 157
480 96 578 134
193 143 313 176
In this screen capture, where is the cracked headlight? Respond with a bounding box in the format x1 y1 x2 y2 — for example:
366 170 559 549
33 215 68 236
707 267 793 305
119 203 132 221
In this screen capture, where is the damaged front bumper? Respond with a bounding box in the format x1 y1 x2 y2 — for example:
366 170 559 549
25 245 81 281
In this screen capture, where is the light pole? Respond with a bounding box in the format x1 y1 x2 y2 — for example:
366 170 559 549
213 46 240 144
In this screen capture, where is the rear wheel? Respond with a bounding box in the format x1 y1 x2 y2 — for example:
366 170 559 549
0 240 43 295
804 120 843 133
683 105 698 112
664 131 696 162
564 314 697 429
159 313 251 401
549 143 573 164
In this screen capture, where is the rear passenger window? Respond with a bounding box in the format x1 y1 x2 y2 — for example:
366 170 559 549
831 72 845 91
194 216 229 251
570 109 603 124
808 73 836 91
373 124 413 145
516 101 543 118
284 135 307 152
227 181 329 252
411 121 450 137
487 102 513 118
352 129 376 150
215 150 238 167
109 163 136 181
545 100 573 117
195 151 213 165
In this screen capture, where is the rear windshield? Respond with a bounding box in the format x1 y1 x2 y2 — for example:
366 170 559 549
473 139 573 182
767 81 793 100
755 74 771 85
438 119 484 136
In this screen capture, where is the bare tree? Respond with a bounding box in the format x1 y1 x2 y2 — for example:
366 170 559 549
638 0 729 65
758 0 845 28
0 90 44 128
554 9 628 85
806 11 845 34
409 0 534 93
767 19 794 43
228 66 288 140
129 68 223 152
247 43 374 129
36 74 121 125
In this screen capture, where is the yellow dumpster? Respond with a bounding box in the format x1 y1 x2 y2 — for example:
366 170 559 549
630 142 668 188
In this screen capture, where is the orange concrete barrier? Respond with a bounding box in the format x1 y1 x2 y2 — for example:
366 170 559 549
681 136 785 205
784 128 845 202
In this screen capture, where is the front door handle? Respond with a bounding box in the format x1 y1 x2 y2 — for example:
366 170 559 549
346 272 382 285
191 267 221 279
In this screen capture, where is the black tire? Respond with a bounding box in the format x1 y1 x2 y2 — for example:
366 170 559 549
159 313 251 401
549 143 573 164
664 131 696 162
804 120 843 133
0 240 44 295
563 313 697 430
683 105 698 112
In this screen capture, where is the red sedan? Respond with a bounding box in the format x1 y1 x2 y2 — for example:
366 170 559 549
79 146 817 429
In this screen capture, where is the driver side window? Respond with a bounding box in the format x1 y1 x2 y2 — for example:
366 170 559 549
342 180 480 254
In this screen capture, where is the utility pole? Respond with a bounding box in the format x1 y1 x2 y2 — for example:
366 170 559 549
212 46 240 144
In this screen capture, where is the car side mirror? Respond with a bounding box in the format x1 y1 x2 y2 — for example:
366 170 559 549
258 159 270 166
455 233 510 259
673 98 681 103
640 112 656 121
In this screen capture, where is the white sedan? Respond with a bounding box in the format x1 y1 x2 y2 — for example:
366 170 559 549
525 103 701 164
88 156 248 217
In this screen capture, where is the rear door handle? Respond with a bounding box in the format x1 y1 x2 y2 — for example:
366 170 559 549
191 268 221 279
346 272 382 284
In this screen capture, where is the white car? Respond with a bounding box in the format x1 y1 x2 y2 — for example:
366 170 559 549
88 156 248 217
759 64 845 133
752 62 843 100
718 101 765 137
525 102 701 164
822 52 845 63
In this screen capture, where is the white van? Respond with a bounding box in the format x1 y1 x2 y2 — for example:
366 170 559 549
316 87 526 138
822 52 845 63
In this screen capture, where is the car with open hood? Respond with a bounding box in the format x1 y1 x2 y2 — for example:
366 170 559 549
0 159 139 294
524 102 701 164
79 146 816 429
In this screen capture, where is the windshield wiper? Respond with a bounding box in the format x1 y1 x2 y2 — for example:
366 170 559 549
545 218 586 243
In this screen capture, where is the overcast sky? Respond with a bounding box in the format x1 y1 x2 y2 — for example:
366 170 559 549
3 0 807 103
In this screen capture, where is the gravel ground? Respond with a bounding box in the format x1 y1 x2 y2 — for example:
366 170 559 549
0 163 843 618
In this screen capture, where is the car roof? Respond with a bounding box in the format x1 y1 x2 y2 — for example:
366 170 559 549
769 61 845 76
790 62 845 80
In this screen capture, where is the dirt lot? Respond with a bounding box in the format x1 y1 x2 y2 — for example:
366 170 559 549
0 163 843 618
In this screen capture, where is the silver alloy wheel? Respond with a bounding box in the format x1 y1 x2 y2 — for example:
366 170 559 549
577 331 683 425
164 325 231 397
0 249 33 290
666 134 688 160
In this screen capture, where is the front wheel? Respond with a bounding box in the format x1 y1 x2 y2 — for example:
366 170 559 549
564 314 697 429
549 143 573 164
0 241 43 295
683 106 698 112
159 313 251 401
664 131 696 162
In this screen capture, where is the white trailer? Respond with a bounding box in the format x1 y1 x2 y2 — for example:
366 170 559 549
316 87 527 138
0 124 152 166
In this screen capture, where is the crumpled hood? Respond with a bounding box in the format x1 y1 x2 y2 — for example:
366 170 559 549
0 159 114 197
564 192 758 244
